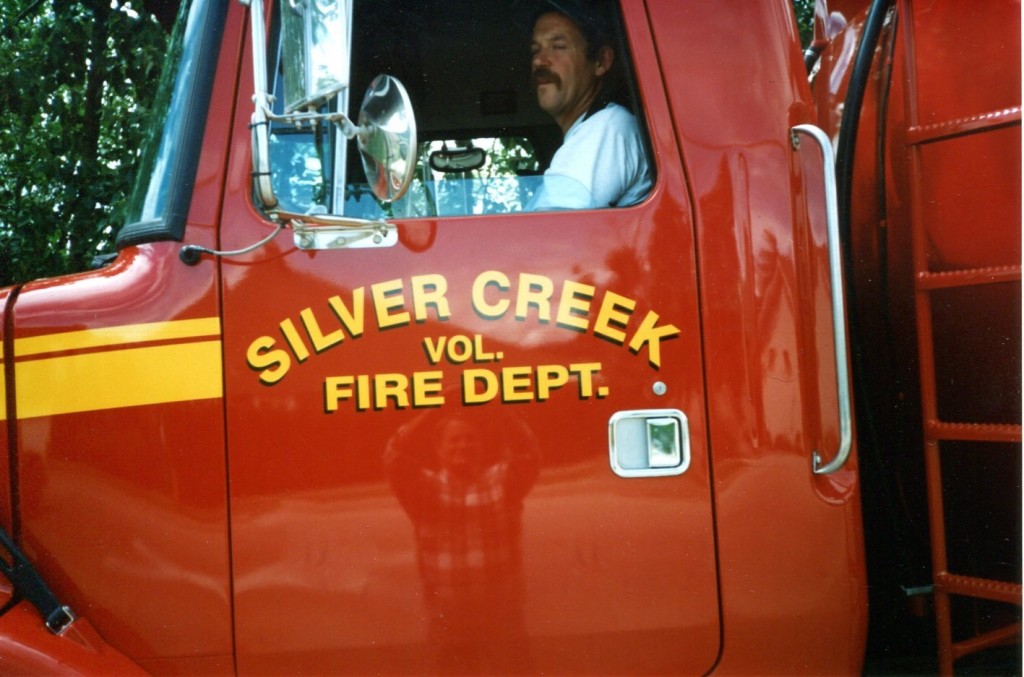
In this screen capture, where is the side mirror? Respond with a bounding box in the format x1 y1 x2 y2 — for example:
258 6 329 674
280 0 350 112
245 0 418 215
358 75 417 203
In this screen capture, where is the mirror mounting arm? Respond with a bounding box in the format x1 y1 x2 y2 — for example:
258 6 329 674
179 209 398 264
254 100 365 140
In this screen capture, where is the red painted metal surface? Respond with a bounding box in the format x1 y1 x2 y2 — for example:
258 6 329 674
0 1 874 672
220 0 865 672
812 0 1022 672
10 246 232 668
220 3 720 672
898 1 1022 671
1 287 13 535
0 594 146 675
646 2 867 672
0 2 247 665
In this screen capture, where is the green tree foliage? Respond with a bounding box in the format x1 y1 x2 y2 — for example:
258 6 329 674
793 0 815 48
0 1 167 287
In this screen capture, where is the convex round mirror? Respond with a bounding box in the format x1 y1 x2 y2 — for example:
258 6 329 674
358 75 417 203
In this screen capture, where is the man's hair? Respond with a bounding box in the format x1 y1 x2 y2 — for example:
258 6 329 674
534 0 612 61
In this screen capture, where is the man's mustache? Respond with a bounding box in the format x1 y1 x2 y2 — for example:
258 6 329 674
532 68 561 88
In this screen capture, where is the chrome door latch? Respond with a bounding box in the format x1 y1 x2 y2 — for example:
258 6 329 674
609 409 691 478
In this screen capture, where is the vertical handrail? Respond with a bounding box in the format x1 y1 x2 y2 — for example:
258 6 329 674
791 124 854 475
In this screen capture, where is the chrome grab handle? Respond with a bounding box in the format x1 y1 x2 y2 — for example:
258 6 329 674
791 124 853 475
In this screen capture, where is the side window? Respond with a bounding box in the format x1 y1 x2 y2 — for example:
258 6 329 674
267 34 335 216
269 0 651 219
266 119 332 214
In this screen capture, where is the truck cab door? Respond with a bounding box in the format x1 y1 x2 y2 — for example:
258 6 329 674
219 1 719 673
640 2 868 673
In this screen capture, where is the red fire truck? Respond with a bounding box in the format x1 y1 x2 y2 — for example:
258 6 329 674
0 0 1018 673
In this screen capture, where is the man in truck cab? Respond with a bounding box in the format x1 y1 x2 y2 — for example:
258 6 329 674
526 1 651 211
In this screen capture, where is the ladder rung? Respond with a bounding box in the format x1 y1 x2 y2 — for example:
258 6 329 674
936 572 1023 606
927 420 1023 443
917 265 1022 290
952 622 1022 661
907 105 1022 145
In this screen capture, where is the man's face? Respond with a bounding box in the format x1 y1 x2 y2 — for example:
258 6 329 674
531 12 606 132
437 418 483 481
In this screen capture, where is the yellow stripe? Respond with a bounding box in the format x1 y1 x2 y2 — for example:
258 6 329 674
16 317 221 357
0 368 5 421
15 340 223 419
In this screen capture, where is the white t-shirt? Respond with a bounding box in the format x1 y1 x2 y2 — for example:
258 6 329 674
527 102 652 211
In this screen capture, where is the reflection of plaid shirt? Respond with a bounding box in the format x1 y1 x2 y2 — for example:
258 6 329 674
415 462 523 596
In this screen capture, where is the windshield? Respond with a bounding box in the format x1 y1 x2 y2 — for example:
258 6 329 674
118 0 226 246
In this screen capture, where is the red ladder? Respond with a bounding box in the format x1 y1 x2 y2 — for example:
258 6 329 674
899 2 1023 673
